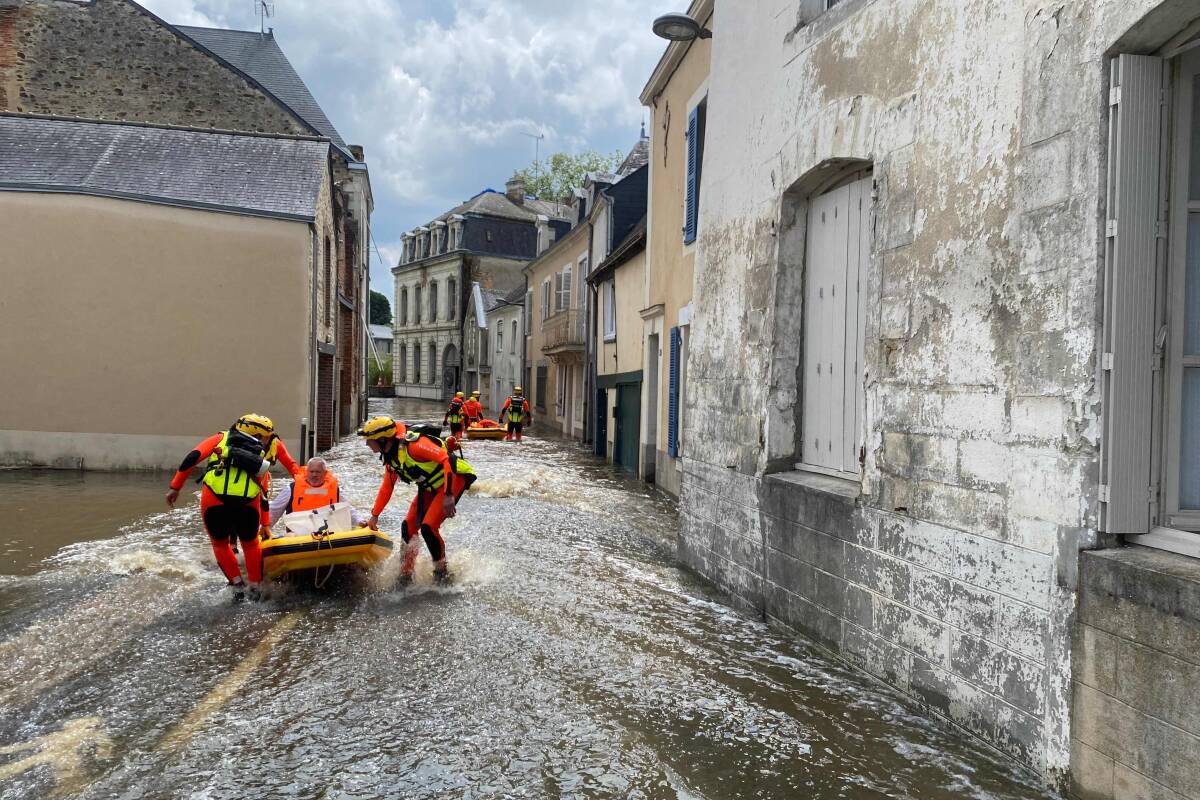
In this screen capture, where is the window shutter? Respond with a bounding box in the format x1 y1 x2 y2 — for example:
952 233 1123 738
563 267 573 309
554 273 563 311
1102 54 1167 534
684 107 699 244
668 326 681 457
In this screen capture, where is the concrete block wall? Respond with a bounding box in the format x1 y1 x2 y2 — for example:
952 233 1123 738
1070 548 1200 800
679 0 1197 789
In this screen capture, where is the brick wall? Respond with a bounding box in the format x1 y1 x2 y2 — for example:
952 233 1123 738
0 0 308 134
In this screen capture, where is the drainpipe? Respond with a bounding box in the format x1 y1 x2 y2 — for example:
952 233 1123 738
308 224 319 457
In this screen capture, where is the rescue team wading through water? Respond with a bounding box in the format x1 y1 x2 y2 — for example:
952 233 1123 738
358 415 477 585
500 387 532 442
165 413 299 602
463 390 483 426
443 392 467 438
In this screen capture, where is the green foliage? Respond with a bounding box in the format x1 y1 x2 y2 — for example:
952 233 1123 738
368 353 392 387
512 150 625 204
369 290 392 326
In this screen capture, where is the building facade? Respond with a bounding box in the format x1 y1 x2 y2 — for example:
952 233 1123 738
590 219 647 473
392 181 567 402
0 0 373 454
524 210 590 438
639 0 711 497
680 0 1200 795
0 115 332 469
484 286 527 415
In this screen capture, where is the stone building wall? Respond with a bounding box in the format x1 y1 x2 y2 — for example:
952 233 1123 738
681 0 1192 789
0 0 308 135
1072 548 1200 799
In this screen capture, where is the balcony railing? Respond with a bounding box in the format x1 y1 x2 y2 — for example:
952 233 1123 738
541 309 584 352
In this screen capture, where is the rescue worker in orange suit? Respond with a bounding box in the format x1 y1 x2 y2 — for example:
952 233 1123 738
357 416 477 584
463 391 484 426
500 386 532 442
166 413 282 602
443 391 467 437
268 456 369 532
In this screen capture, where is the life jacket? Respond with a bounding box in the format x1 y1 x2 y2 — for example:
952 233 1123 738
202 430 264 501
289 473 339 513
505 396 526 423
382 433 474 491
446 401 465 424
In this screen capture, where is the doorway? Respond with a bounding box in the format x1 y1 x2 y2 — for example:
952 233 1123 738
615 382 641 474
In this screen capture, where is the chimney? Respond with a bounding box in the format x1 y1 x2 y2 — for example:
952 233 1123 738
505 178 526 206
348 144 365 162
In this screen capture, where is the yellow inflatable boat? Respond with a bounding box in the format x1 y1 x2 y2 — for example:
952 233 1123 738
260 528 394 580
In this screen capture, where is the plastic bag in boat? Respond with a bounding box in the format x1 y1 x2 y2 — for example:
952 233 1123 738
281 502 354 535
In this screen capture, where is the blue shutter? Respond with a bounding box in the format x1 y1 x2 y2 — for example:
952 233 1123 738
684 107 699 245
668 327 681 457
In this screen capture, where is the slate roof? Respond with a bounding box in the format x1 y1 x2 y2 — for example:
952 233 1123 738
174 26 349 154
502 285 526 305
369 324 393 341
617 134 650 176
420 189 571 230
0 114 329 220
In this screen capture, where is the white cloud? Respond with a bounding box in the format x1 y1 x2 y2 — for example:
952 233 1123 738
137 0 679 288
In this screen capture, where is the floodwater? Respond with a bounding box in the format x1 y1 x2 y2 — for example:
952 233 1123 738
0 400 1057 799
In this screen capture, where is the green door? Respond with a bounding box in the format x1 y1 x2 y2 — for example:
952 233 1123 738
614 383 641 473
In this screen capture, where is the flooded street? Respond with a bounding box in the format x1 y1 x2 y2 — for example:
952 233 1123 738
0 400 1055 799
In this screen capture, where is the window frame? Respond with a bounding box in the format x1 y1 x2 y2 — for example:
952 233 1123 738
496 321 503 353
428 342 437 385
1162 49 1200 531
400 287 408 326
430 281 439 323
798 171 872 480
603 281 617 342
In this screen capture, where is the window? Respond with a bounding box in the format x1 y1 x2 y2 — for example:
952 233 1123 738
541 279 552 321
603 281 617 341
414 286 423 325
480 329 490 367
684 97 708 245
427 342 437 384
525 291 533 335
511 320 517 353
578 256 589 308
1103 52 1200 553
668 327 682 458
398 344 407 383
413 343 421 384
800 174 871 477
448 279 457 321
400 287 408 326
430 282 439 323
556 265 572 311
497 321 503 353
536 365 547 411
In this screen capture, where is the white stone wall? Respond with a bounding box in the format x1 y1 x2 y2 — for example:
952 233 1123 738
681 0 1185 789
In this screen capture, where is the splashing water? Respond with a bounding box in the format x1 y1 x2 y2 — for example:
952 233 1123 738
0 400 1057 799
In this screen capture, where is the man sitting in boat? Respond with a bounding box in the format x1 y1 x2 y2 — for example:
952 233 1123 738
268 457 367 534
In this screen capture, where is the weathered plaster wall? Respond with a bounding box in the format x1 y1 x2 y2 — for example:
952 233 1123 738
0 0 308 135
681 0 1187 786
0 192 311 469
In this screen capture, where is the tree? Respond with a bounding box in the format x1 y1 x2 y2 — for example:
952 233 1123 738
369 290 391 326
511 149 625 204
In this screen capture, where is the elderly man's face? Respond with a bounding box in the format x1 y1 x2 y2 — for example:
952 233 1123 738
306 462 327 487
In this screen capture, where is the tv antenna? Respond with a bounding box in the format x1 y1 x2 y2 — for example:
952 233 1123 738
255 0 274 34
519 130 545 192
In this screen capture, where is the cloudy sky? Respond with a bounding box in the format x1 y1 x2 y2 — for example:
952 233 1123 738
139 0 679 295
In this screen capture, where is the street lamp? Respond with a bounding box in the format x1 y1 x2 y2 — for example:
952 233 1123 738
652 12 711 42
